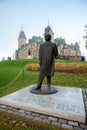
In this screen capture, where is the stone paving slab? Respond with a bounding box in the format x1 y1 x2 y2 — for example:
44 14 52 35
0 85 86 123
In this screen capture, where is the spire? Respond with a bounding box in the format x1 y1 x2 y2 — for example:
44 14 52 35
44 22 54 35
18 30 26 40
48 20 49 26
44 22 54 42
18 27 27 49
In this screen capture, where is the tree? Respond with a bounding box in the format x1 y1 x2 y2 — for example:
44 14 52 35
83 25 87 49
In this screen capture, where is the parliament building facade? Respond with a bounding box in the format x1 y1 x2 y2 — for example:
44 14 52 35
15 25 81 60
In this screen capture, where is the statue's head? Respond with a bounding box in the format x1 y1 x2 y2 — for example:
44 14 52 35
45 34 51 41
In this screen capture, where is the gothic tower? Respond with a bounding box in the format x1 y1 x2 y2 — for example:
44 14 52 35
18 30 27 49
44 24 54 42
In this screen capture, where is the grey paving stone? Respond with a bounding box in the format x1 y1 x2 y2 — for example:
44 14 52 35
18 112 25 116
85 89 87 93
12 111 19 115
48 116 57 121
83 97 86 99
33 117 42 122
82 89 85 93
1 105 7 109
85 101 87 104
7 110 12 113
26 114 34 119
12 108 19 112
68 121 78 126
51 121 62 127
43 118 51 124
73 127 83 130
18 109 25 113
59 119 67 124
80 124 87 128
7 106 12 110
40 115 48 119
62 124 73 129
0 108 7 111
25 111 32 115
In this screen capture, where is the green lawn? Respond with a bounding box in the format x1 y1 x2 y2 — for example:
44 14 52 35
0 59 87 97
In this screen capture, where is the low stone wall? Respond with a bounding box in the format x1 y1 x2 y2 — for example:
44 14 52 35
0 88 87 130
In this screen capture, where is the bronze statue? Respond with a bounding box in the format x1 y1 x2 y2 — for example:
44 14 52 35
34 34 58 90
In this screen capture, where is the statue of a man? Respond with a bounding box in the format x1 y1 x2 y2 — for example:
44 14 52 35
35 34 58 90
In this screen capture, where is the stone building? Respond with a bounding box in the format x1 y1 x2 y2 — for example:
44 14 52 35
16 31 40 59
15 25 81 60
57 42 81 60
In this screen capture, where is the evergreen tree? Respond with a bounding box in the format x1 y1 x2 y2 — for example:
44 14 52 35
83 25 87 49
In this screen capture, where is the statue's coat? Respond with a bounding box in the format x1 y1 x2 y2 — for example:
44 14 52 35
39 41 58 77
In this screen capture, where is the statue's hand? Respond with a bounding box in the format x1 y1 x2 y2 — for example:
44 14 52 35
39 62 42 65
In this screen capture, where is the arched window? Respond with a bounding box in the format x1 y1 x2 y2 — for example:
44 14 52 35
28 50 31 55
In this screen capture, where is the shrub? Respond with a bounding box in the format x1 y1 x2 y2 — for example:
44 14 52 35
25 62 87 74
25 64 39 71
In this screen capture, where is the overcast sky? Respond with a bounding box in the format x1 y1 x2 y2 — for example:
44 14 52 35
0 0 87 60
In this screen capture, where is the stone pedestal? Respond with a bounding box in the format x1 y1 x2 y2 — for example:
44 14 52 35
0 85 86 123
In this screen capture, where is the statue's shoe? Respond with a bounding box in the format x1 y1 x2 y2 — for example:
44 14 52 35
33 86 41 90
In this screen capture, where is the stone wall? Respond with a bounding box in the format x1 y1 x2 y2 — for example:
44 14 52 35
16 43 40 59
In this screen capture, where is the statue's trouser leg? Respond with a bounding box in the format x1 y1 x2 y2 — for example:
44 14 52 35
47 76 51 89
36 75 44 89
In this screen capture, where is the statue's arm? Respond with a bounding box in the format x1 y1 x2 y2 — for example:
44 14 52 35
39 45 42 65
54 44 58 58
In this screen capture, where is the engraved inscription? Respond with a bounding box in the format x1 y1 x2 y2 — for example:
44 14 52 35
56 103 79 113
26 97 80 114
27 97 54 108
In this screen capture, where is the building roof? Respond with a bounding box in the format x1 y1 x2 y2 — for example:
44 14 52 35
18 31 26 40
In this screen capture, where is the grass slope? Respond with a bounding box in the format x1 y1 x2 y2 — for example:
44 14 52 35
0 59 87 97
